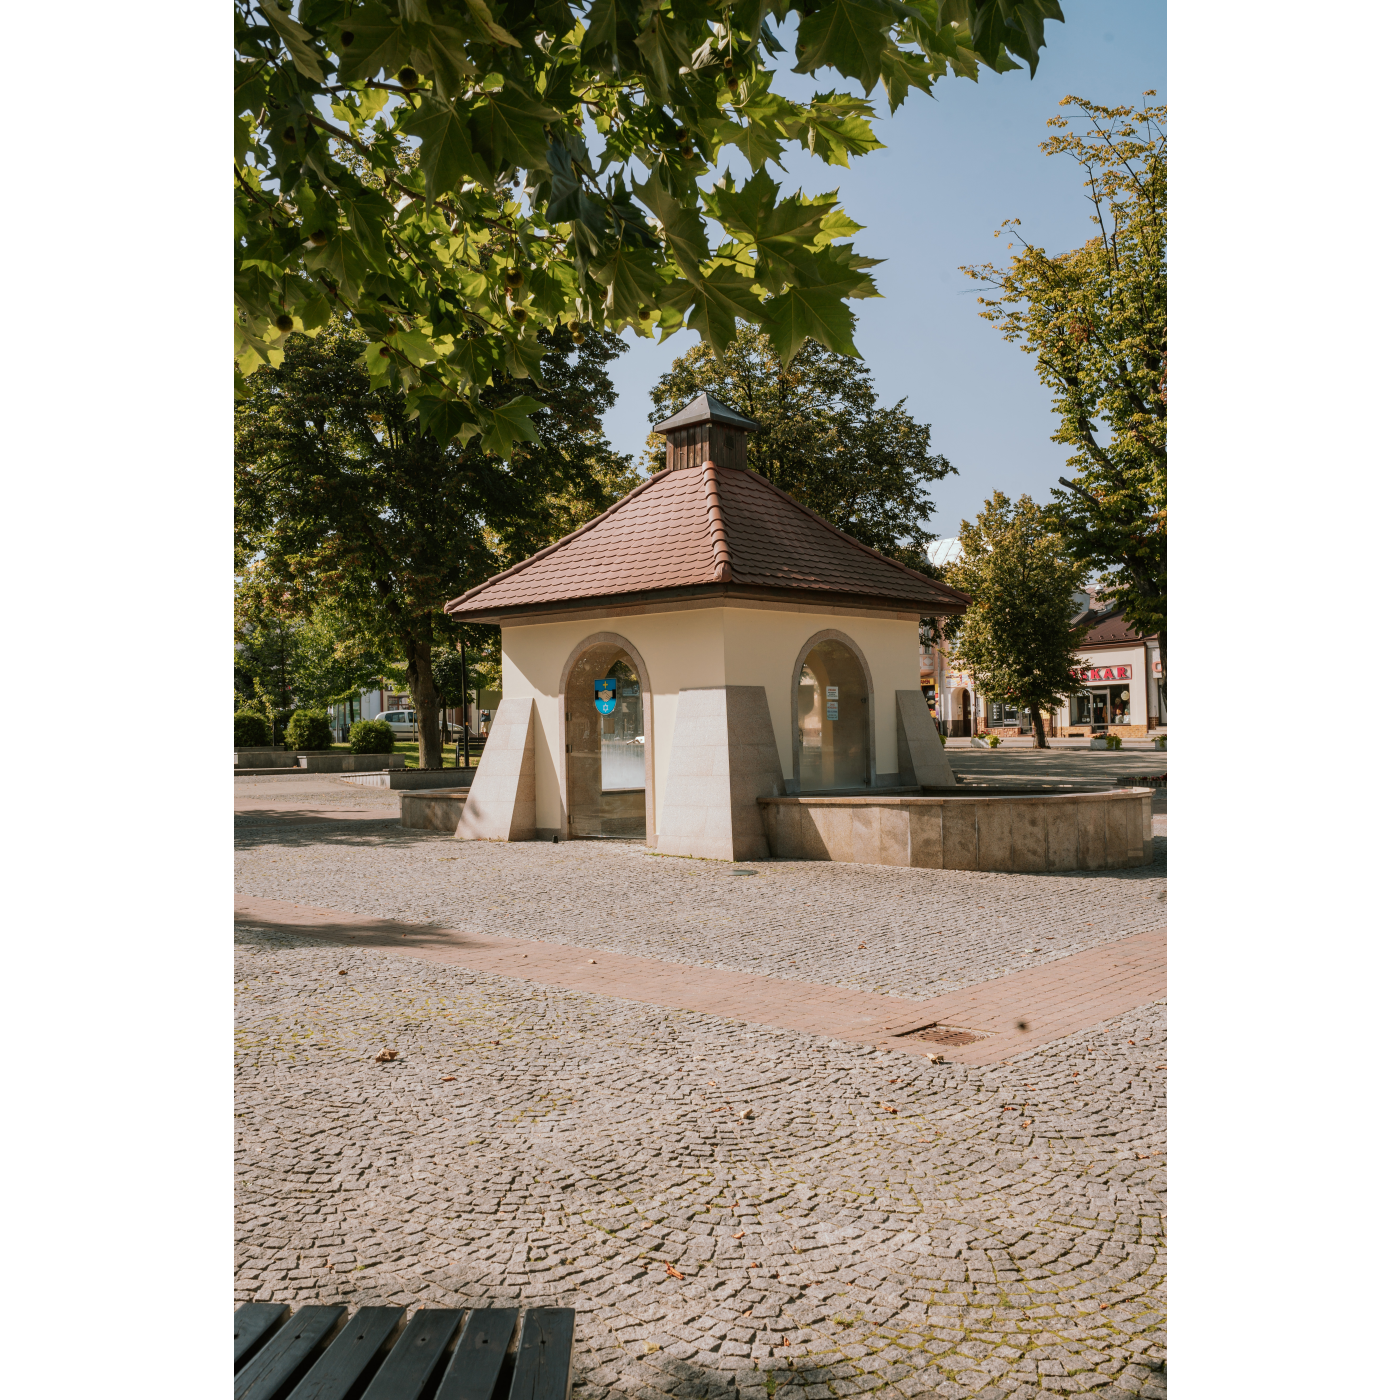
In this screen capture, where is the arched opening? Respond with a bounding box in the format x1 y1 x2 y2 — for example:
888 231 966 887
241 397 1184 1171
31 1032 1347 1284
794 637 870 791
950 687 971 738
564 643 647 838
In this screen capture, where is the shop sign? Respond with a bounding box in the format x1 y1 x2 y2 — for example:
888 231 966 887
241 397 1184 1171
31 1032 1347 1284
1072 664 1132 682
594 679 617 715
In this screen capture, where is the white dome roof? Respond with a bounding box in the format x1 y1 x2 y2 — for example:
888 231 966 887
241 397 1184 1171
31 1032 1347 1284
927 538 963 569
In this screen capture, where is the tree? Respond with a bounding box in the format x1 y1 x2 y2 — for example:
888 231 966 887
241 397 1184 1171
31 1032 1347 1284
236 318 637 766
235 1 1065 456
647 322 954 573
962 94 1165 673
432 639 502 741
943 491 1086 748
235 586 392 737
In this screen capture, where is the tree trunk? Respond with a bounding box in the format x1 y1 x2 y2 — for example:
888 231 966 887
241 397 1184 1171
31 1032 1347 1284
405 638 442 769
1031 707 1047 749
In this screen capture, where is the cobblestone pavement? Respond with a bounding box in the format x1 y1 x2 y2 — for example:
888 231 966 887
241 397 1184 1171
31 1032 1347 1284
235 775 402 809
235 829 1166 1002
235 929 1166 1399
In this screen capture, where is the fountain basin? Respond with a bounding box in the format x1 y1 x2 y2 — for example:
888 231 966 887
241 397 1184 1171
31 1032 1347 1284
758 786 1154 872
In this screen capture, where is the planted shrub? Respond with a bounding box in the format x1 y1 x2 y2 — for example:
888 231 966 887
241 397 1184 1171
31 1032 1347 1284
349 718 395 754
287 708 333 750
1105 733 1123 750
234 710 269 747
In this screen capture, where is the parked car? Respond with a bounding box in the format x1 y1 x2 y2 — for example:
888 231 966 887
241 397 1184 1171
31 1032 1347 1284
372 710 465 741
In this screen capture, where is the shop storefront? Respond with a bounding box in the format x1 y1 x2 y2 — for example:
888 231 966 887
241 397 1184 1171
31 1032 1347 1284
1052 610 1164 738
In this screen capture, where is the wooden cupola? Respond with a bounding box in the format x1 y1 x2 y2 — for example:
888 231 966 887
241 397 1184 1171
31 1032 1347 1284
654 392 760 471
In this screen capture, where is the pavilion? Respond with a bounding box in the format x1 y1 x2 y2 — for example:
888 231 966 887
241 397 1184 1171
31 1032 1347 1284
442 393 968 861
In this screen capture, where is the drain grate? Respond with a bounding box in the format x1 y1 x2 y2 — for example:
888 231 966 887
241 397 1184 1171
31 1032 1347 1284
899 1025 986 1047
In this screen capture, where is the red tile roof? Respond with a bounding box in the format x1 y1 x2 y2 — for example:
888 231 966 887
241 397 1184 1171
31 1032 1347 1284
445 462 968 620
1077 607 1158 649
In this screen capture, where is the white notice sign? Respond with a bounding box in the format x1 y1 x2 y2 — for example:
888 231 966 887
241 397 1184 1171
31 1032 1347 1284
826 687 839 699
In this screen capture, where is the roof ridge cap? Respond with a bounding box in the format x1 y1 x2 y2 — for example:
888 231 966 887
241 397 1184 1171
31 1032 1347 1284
700 460 733 582
713 463 970 606
443 468 672 614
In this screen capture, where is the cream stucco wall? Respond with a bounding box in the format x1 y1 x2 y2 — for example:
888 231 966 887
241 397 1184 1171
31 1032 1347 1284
500 605 922 833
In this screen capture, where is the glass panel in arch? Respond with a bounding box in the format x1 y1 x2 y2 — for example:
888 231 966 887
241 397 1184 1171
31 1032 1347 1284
796 639 868 790
600 659 644 790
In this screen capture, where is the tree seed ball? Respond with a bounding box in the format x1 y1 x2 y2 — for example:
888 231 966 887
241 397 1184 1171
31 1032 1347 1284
281 126 297 145
511 307 528 323
505 267 524 288
308 229 329 247
378 345 391 357
727 77 738 92
340 30 354 45
572 331 585 344
397 66 419 88
275 314 294 333
724 55 733 70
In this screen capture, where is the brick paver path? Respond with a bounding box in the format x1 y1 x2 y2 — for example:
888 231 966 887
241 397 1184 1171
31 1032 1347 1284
235 895 1164 1067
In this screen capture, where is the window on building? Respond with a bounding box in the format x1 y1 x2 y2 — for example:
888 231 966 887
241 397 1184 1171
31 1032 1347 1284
1071 685 1131 728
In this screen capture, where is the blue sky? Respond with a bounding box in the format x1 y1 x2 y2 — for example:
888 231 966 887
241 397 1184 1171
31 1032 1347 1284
600 0 1166 539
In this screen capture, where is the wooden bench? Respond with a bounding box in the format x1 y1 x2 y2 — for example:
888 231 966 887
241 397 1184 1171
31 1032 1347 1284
234 1303 574 1400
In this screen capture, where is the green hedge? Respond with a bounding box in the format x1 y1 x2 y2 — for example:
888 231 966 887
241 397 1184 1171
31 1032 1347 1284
234 710 269 747
349 718 395 754
287 708 333 750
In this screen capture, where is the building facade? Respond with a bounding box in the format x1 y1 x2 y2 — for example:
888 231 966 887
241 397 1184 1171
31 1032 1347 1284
914 559 1166 738
1050 605 1165 738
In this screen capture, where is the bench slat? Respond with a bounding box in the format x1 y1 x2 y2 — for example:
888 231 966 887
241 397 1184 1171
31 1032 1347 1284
235 1302 290 1368
361 1309 464 1400
234 1305 345 1400
506 1309 575 1400
285 1306 405 1400
433 1307 517 1400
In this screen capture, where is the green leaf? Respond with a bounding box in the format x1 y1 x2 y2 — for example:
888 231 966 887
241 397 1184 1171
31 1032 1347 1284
591 245 665 317
498 335 546 382
470 86 561 173
683 264 764 354
761 282 862 363
386 328 438 365
461 0 521 46
362 340 394 377
479 394 543 459
580 0 620 58
335 4 409 83
346 199 394 273
234 59 267 117
879 45 936 111
794 0 894 94
412 395 480 447
789 92 885 166
401 93 490 199
707 170 831 289
632 171 709 283
708 119 786 172
258 1 326 82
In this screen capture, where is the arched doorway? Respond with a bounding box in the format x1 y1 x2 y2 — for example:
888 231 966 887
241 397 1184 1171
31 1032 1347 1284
564 642 647 838
950 688 971 738
793 635 870 791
